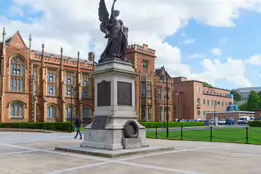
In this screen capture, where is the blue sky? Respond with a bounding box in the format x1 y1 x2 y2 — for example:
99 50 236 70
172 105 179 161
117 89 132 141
1 1 261 90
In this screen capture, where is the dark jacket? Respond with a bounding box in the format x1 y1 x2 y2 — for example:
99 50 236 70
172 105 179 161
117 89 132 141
74 117 81 128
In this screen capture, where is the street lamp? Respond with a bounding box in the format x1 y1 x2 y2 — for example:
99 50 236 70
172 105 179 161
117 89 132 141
214 101 220 126
71 86 77 130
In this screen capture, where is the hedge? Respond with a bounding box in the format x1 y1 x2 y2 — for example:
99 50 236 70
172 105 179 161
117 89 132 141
139 122 204 128
248 121 261 127
0 122 75 132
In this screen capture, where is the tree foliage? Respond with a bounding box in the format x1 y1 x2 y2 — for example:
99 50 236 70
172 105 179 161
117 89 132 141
230 90 241 102
203 82 213 88
239 102 248 111
246 91 260 111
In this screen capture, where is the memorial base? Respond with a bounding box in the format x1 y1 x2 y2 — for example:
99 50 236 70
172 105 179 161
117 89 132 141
55 146 174 158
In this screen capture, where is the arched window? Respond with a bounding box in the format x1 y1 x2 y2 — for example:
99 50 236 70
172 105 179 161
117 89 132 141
47 105 57 118
10 102 25 118
82 106 91 120
10 56 25 92
66 106 76 120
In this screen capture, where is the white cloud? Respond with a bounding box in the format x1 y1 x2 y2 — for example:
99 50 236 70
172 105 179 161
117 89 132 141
9 5 24 17
1 0 261 88
245 55 261 66
188 57 252 87
188 53 205 59
183 38 195 45
210 48 222 56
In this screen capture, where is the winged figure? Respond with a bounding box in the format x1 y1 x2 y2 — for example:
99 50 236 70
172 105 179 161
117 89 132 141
98 0 129 63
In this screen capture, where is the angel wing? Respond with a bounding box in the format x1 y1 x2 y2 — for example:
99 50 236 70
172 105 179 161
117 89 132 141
99 0 109 23
99 0 110 35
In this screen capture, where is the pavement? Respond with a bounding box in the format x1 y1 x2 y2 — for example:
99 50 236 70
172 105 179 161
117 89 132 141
1 132 261 174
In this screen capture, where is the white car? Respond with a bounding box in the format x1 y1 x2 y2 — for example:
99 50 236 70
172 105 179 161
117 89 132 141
218 119 226 125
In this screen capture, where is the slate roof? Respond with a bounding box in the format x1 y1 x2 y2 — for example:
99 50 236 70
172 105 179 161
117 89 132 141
155 66 171 78
32 50 95 64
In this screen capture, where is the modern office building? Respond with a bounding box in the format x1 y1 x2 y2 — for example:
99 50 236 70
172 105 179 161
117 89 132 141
173 77 233 120
233 87 261 104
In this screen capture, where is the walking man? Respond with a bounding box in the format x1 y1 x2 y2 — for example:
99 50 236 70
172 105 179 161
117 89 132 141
74 115 82 140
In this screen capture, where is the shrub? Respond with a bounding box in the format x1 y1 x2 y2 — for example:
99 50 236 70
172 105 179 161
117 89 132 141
0 122 75 132
139 122 204 128
248 121 261 127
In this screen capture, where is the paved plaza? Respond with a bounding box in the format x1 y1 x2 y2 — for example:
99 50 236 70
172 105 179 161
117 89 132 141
0 132 261 174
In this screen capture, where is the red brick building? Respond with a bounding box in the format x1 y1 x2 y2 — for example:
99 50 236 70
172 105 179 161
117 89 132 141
155 66 174 122
174 77 233 120
0 29 95 123
126 46 174 122
125 44 156 121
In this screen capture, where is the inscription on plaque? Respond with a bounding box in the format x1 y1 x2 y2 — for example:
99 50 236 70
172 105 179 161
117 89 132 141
97 81 111 106
117 81 132 106
91 116 109 130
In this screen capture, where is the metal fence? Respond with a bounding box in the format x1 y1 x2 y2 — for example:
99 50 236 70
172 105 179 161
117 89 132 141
146 126 261 145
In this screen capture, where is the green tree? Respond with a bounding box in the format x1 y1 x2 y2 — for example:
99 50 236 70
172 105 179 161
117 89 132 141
246 91 260 111
230 90 241 102
203 82 213 88
239 102 248 111
258 91 261 97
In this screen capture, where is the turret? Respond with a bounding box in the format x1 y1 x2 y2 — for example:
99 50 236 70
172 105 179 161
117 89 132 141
41 43 45 67
60 47 63 70
29 34 32 50
2 27 6 57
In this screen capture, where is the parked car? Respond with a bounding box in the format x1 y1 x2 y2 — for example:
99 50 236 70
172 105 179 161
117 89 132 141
238 116 251 125
208 119 215 125
218 119 226 125
225 119 236 125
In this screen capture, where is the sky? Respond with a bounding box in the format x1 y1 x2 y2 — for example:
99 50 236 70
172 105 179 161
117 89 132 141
1 0 261 90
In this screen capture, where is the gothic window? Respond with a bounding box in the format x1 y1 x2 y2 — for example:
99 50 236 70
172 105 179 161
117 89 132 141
148 105 152 121
141 105 146 121
82 75 91 99
159 106 163 121
47 105 57 118
141 81 146 97
33 67 38 95
47 70 57 96
66 106 76 121
10 102 24 118
10 57 25 92
82 106 91 120
66 72 76 97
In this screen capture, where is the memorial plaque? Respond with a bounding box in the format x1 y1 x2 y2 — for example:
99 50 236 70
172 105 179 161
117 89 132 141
91 116 110 129
117 81 132 106
97 81 111 106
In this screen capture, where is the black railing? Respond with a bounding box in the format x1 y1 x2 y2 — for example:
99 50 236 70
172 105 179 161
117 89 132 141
146 126 261 145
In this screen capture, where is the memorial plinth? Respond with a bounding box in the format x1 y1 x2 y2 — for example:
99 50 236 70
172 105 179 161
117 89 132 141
80 59 147 150
55 59 174 157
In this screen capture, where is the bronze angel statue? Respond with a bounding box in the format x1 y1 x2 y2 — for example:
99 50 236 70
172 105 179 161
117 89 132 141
98 0 129 63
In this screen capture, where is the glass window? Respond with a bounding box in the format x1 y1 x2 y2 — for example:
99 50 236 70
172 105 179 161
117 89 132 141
83 106 91 120
10 57 25 92
10 102 24 117
47 106 57 118
47 70 57 96
66 106 75 120
66 72 76 97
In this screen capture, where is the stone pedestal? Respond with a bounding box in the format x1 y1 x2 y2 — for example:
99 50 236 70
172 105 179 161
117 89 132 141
80 59 147 150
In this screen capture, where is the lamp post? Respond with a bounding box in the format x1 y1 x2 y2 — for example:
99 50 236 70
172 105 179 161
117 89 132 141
214 101 220 126
71 86 77 130
165 72 169 138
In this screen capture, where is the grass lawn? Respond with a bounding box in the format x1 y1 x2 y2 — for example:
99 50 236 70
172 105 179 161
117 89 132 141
146 127 261 145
